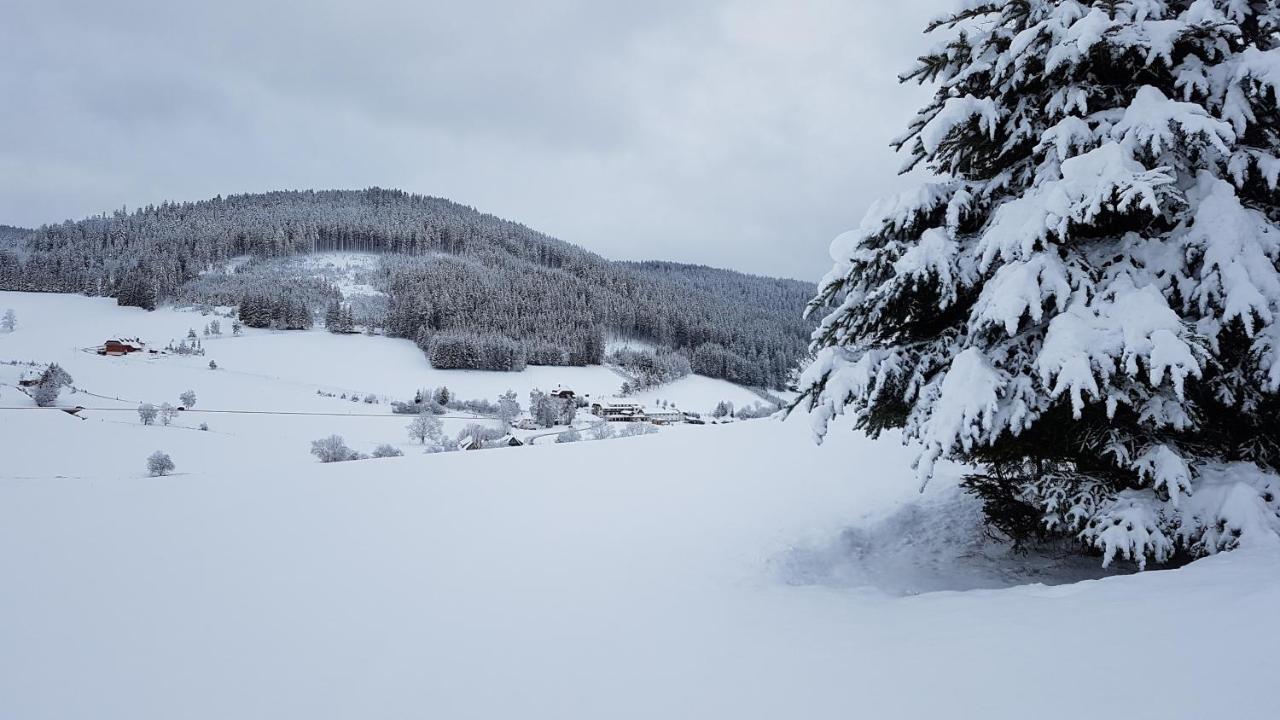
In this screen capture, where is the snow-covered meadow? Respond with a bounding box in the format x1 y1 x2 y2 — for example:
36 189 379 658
1 290 1278 718
0 291 762 478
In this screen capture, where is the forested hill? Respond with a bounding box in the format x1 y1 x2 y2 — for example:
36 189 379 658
0 189 814 388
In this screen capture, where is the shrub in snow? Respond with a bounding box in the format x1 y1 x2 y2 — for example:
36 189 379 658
589 423 616 441
372 444 404 458
555 428 582 444
712 401 734 419
180 390 196 408
147 451 175 477
159 402 177 426
310 435 355 463
137 403 158 425
1 308 15 331
208 360 218 370
799 1 1280 568
619 423 656 438
198 422 209 431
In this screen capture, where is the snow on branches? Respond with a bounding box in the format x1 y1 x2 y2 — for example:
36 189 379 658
802 0 1280 566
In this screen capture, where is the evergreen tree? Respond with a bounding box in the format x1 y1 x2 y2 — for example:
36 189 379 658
801 0 1280 568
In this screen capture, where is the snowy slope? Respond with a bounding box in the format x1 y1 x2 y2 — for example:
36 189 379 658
2 290 1278 719
0 290 762 412
2 417 1278 719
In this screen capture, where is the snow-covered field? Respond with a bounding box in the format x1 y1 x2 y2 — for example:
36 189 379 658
0 291 763 475
2 291 1278 718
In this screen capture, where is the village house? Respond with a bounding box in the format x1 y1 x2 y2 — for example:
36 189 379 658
645 408 685 425
97 338 146 356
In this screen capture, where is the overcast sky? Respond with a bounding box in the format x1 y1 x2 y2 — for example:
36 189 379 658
1 0 935 280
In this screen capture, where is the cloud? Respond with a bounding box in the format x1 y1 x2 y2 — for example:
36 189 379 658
0 0 936 280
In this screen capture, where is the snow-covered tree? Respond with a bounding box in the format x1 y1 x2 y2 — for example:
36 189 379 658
1 308 15 332
311 435 355 463
30 363 72 407
528 389 560 428
497 389 521 429
372 444 404 458
406 411 443 445
147 451 175 477
801 0 1280 568
555 428 582 443
208 360 218 370
180 390 196 408
137 403 158 425
159 403 177 426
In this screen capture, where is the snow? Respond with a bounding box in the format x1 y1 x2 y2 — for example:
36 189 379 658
3 291 1280 718
0 291 758 416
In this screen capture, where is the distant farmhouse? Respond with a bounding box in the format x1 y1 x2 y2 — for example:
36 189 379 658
97 338 146 356
591 400 647 422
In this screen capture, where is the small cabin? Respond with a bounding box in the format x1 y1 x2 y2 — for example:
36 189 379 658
550 387 575 400
17 369 41 387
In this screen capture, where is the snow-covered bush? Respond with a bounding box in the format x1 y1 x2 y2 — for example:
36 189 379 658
372 444 404 458
180 390 196 408
735 402 778 420
555 428 582 443
619 423 656 438
800 1 1280 567
208 360 218 370
137 403 158 425
310 435 355 463
1 308 14 332
589 423 616 441
146 451 175 477
159 403 177 426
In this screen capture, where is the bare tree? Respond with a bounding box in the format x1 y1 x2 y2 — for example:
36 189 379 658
137 403 158 425
407 411 443 445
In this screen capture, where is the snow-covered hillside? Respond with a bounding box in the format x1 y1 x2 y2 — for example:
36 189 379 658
2 290 1278 718
0 291 765 475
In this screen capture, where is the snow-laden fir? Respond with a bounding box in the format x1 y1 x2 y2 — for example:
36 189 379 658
800 0 1280 567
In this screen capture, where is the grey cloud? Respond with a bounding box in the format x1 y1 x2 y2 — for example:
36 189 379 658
0 0 936 280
